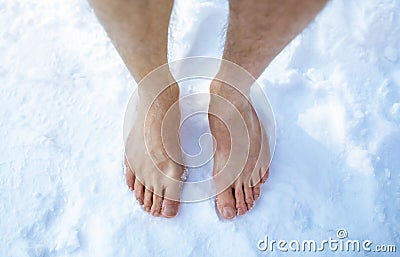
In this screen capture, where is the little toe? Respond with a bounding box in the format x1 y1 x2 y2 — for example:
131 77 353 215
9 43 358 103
143 188 153 212
261 167 269 184
125 167 135 191
253 183 261 200
216 188 236 219
161 199 180 218
134 180 144 205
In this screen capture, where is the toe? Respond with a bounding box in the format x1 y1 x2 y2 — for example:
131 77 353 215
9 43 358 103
216 188 236 219
134 180 144 205
234 185 248 215
253 183 261 200
261 167 269 184
244 184 254 210
124 157 135 191
125 167 135 191
151 190 163 217
161 199 180 218
143 188 153 212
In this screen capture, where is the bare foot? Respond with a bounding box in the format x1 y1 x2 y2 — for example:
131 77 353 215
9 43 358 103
209 81 270 219
125 84 184 218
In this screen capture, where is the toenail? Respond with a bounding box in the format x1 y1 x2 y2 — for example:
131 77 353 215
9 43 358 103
162 205 176 217
222 207 235 219
237 208 244 215
254 194 259 200
145 206 150 212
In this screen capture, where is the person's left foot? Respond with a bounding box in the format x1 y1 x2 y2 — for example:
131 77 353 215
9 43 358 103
125 84 184 218
209 81 270 219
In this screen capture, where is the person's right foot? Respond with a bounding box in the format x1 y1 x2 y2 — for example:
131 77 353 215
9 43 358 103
125 84 184 218
209 81 270 219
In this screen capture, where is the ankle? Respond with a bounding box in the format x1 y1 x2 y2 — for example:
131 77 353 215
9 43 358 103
139 83 180 109
210 80 251 109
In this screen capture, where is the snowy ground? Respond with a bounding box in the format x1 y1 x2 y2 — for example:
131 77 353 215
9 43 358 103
1 0 399 256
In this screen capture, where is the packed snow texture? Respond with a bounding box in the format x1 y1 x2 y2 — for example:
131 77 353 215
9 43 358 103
1 0 399 256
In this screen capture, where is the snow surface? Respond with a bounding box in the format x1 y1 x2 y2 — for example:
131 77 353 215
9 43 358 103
1 0 399 256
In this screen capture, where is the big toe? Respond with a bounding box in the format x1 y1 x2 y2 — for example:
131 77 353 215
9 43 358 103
216 188 236 219
161 199 180 218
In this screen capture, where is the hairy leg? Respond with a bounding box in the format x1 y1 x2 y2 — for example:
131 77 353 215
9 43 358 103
89 0 183 218
223 0 329 79
211 0 328 219
88 0 173 81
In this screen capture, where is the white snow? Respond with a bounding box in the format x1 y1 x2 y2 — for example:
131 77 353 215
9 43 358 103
1 0 399 256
